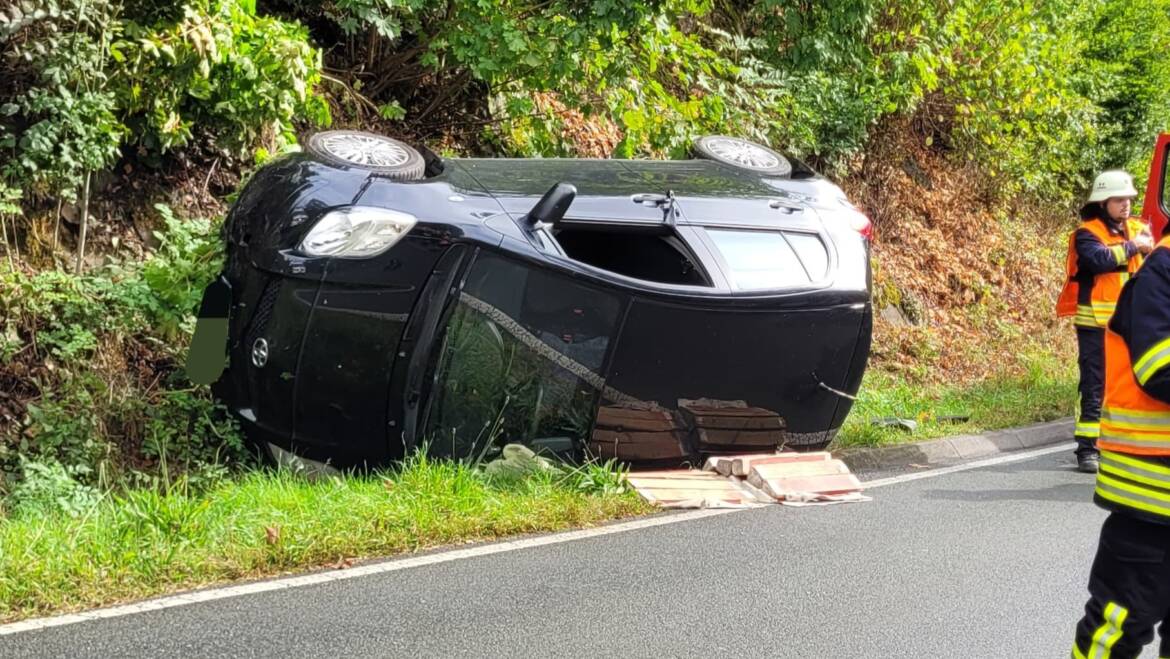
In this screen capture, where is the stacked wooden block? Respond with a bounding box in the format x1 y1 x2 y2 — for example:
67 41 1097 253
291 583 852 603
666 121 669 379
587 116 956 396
589 399 789 463
589 405 690 461
625 451 866 508
705 452 862 501
678 400 786 453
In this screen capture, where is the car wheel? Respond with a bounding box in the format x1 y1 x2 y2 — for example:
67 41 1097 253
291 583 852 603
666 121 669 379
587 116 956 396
306 130 426 181
691 135 792 176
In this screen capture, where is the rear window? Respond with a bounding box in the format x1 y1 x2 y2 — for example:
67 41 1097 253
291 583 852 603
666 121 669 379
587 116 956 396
707 229 828 290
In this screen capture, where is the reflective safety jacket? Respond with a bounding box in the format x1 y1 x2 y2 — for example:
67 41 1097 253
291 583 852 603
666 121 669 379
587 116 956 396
1097 236 1170 523
1056 217 1146 327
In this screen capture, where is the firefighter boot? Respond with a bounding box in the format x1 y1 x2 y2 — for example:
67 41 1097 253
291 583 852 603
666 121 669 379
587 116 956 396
1076 439 1100 473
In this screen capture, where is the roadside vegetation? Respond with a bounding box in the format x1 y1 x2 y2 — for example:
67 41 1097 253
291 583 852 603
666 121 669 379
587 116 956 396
0 0 1168 619
836 355 1075 448
0 452 647 622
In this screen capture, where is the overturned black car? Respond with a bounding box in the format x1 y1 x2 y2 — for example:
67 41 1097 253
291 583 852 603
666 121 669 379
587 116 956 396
186 131 873 470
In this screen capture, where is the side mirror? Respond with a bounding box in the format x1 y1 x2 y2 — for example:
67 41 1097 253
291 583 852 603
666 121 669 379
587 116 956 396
525 182 576 228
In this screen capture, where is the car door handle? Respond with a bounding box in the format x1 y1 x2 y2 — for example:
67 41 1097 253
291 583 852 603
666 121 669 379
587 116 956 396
632 193 671 206
769 199 804 213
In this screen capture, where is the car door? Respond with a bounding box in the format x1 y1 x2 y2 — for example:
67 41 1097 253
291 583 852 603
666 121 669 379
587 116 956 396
1143 132 1170 241
419 249 627 462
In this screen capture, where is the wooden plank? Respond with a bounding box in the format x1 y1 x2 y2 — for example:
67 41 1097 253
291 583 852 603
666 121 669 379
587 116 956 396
592 430 683 444
749 473 863 500
636 491 752 505
731 452 830 477
626 482 747 495
627 472 725 482
595 407 680 432
626 469 759 506
750 459 850 479
702 456 733 474
589 441 689 461
680 405 783 418
695 428 786 447
688 415 786 430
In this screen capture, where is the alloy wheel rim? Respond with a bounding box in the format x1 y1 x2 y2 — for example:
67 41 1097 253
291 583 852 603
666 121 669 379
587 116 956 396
705 138 782 170
319 133 411 167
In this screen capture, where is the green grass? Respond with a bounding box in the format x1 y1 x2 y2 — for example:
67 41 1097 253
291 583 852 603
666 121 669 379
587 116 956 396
833 355 1077 448
0 453 650 623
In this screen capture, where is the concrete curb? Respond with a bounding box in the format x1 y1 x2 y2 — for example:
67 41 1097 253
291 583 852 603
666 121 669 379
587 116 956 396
836 417 1073 472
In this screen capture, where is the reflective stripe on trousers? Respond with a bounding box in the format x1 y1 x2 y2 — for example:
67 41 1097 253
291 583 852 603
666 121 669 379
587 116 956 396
1073 602 1129 658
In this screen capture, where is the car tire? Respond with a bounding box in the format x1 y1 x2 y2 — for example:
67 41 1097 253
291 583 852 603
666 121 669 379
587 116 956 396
691 135 792 176
305 130 426 181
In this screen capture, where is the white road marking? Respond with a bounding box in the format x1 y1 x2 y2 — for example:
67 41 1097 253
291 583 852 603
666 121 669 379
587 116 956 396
861 444 1070 489
0 442 1072 636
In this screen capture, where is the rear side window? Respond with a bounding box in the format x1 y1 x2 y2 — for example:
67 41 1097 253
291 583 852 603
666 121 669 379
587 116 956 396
707 229 828 290
785 232 829 280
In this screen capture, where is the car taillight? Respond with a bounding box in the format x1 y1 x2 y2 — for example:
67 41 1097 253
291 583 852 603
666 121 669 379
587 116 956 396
850 213 873 241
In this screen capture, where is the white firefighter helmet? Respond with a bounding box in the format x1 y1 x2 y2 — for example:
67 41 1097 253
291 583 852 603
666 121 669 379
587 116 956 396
1088 169 1139 202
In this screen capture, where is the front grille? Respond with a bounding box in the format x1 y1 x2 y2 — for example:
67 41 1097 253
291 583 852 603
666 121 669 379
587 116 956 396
245 278 282 351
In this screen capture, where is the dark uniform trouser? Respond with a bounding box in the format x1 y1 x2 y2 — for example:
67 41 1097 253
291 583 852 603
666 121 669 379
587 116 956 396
1073 513 1170 658
1077 326 1106 455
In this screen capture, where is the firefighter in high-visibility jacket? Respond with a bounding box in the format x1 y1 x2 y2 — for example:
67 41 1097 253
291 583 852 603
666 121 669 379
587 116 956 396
1057 170 1153 473
1071 232 1170 659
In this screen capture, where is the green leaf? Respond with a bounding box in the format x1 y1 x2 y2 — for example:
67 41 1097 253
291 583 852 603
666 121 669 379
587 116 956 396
621 109 645 131
377 101 406 121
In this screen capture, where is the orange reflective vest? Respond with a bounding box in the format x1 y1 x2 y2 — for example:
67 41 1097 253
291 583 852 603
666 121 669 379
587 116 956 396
1100 333 1170 456
1056 218 1146 327
1099 237 1170 457
1097 237 1170 520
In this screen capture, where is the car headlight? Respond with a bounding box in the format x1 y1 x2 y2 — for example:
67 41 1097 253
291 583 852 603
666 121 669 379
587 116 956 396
299 207 418 258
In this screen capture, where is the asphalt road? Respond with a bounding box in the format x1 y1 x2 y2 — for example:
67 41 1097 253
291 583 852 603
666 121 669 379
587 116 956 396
2 448 1161 658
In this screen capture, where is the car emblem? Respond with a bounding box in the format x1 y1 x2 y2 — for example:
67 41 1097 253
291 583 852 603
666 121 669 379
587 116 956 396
251 338 269 368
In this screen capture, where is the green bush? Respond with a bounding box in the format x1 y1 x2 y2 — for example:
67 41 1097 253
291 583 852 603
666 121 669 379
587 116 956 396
5 458 103 519
18 376 109 473
140 203 224 339
1077 0 1170 178
0 0 124 199
290 0 1166 194
0 205 247 497
114 0 330 157
0 0 328 202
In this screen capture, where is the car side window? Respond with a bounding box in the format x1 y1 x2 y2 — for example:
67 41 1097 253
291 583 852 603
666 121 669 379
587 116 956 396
423 252 624 461
784 232 830 281
707 229 815 289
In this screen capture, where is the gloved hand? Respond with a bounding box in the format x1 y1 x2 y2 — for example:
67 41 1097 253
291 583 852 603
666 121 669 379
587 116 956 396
1135 232 1155 255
